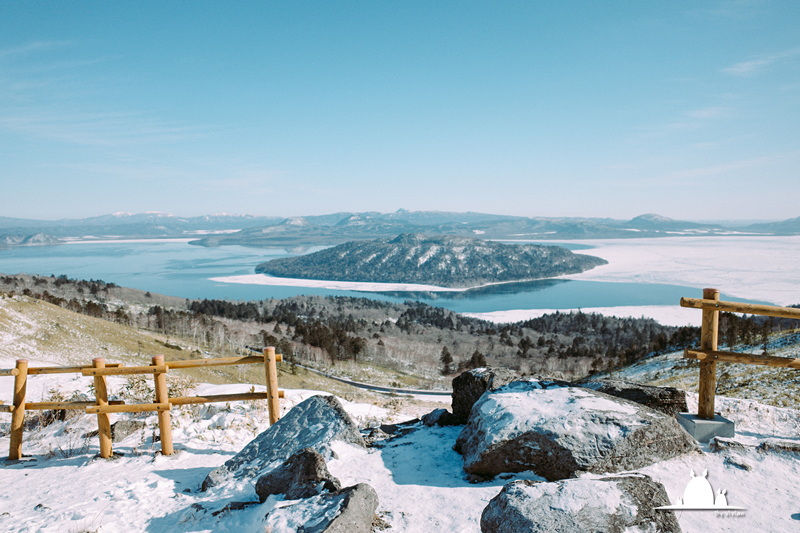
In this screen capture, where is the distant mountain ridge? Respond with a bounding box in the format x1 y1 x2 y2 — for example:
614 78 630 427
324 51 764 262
193 210 791 247
255 233 608 288
1 210 797 249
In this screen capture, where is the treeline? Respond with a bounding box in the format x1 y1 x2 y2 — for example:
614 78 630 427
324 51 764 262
189 299 262 321
718 312 800 352
1 274 118 296
6 273 800 377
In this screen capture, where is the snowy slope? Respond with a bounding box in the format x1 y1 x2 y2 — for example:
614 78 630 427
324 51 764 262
1 369 799 532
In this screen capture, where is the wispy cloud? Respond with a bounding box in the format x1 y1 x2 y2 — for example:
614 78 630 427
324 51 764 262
0 41 73 59
0 110 207 147
0 40 210 147
722 47 800 76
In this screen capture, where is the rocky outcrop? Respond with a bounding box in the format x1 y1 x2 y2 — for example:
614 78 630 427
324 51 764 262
255 448 341 502
263 483 379 533
201 395 365 490
579 379 687 416
456 381 699 480
480 475 681 533
451 368 524 423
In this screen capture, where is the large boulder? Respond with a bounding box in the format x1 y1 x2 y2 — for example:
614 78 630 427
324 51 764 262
201 395 365 490
578 379 687 416
262 483 378 533
481 475 681 533
451 368 523 423
255 448 341 502
456 381 699 480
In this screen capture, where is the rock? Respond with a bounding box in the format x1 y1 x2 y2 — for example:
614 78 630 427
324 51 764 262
579 379 688 416
201 395 364 490
255 448 341 502
456 381 699 480
422 408 460 427
83 420 146 442
758 438 800 455
212 501 259 516
422 408 447 426
480 475 681 533
263 483 378 533
724 455 752 471
451 368 523 423
110 420 147 442
709 436 753 453
378 418 419 437
363 427 394 447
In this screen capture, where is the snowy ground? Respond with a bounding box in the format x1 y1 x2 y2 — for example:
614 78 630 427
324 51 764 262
1 365 799 532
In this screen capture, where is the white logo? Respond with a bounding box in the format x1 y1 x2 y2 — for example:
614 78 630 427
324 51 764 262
656 469 745 511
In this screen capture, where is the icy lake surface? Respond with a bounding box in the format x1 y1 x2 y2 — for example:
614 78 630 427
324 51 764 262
2 235 796 325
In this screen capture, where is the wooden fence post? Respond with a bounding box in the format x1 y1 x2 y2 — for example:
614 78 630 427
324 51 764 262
9 359 29 460
152 355 173 455
698 288 720 419
264 347 280 425
92 358 113 458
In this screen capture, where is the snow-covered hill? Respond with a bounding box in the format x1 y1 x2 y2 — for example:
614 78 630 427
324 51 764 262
256 233 607 288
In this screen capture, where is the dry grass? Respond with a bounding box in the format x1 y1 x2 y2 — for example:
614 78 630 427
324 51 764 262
0 294 437 410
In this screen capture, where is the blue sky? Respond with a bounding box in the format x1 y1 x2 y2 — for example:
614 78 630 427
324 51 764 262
1 1 798 221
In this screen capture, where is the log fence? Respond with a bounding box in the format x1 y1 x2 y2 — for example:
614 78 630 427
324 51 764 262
1 347 283 460
680 289 800 420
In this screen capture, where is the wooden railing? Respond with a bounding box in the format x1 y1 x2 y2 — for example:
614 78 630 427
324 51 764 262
680 289 800 419
1 347 283 460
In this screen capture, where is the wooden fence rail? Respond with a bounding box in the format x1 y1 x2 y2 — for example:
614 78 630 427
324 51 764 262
1 347 283 460
680 289 800 420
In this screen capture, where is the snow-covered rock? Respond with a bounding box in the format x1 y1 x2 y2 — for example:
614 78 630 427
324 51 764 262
201 395 365 490
578 378 687 416
456 381 699 480
451 367 524 423
480 475 681 533
255 448 341 502
262 483 378 533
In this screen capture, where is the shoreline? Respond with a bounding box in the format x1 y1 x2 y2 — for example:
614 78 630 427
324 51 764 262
209 273 569 293
462 305 702 327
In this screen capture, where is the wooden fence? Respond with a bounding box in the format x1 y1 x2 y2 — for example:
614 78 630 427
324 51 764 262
680 288 800 419
1 347 283 460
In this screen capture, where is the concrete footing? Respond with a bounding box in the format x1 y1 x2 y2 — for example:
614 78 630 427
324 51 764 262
676 412 735 443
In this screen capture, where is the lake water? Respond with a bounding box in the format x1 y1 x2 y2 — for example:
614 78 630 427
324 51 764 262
0 240 764 314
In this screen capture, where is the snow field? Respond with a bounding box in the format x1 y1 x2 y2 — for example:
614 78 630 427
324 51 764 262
0 367 799 531
562 235 800 306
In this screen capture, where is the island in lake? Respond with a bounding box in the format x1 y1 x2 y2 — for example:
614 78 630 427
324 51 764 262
255 233 608 288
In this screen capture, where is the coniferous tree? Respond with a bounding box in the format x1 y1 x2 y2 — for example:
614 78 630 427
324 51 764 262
469 349 487 368
440 346 453 375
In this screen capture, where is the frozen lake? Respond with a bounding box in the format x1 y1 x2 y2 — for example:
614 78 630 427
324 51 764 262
1 236 795 326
